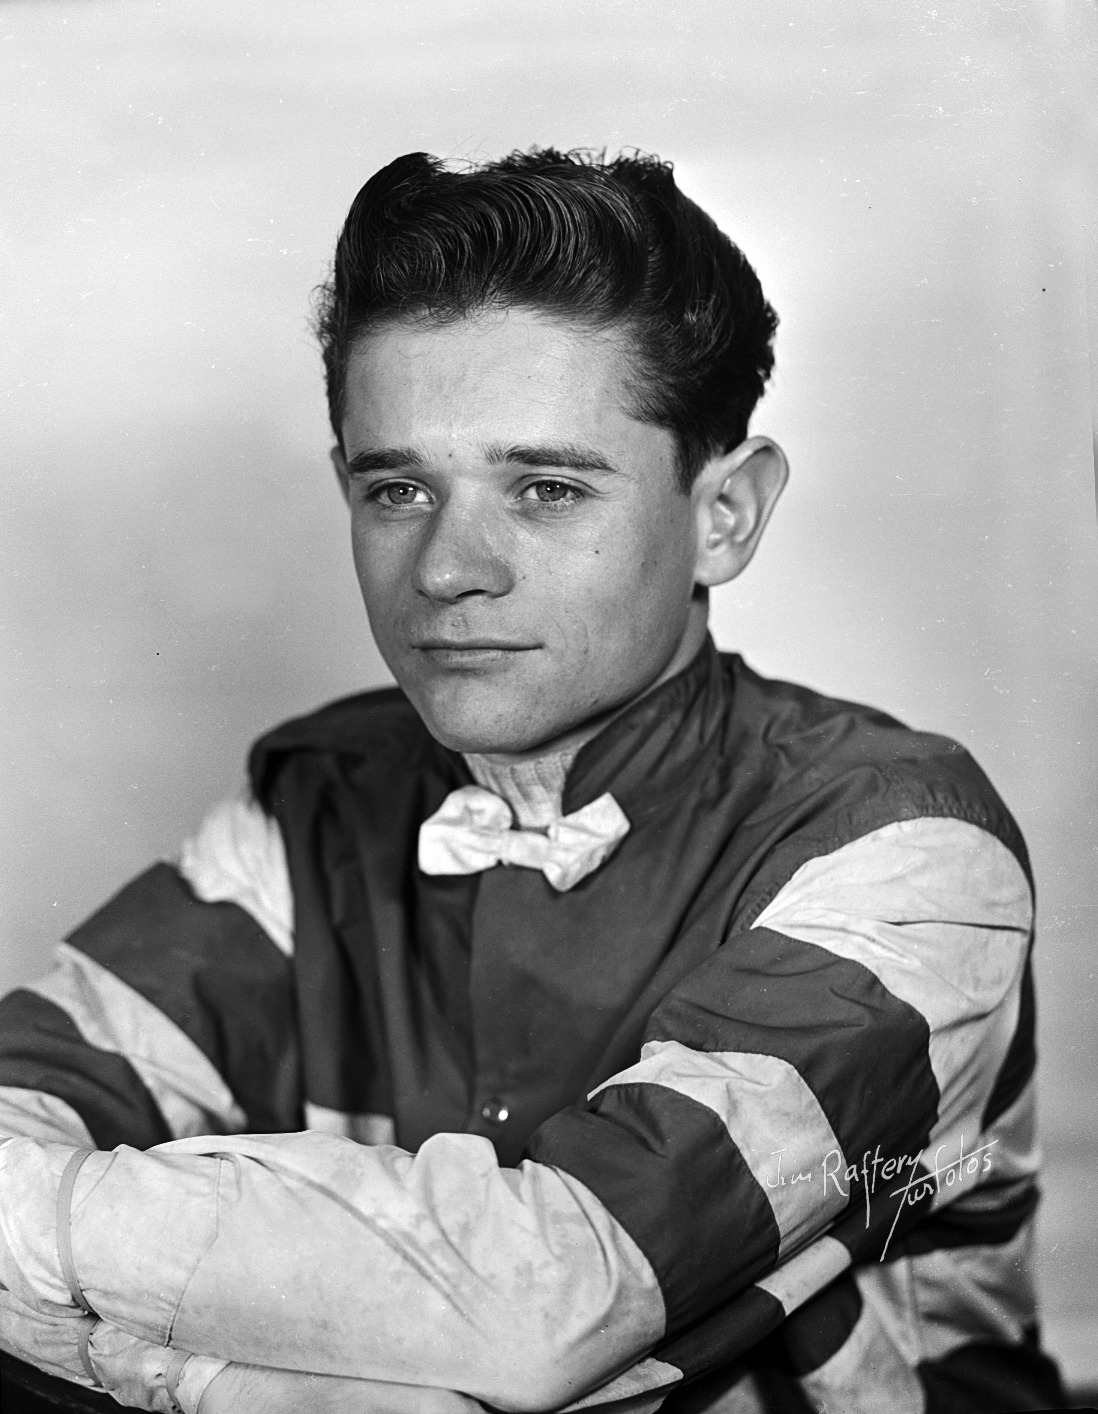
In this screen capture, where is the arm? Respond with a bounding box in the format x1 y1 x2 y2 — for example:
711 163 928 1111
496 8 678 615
0 815 1033 1411
0 794 295 1407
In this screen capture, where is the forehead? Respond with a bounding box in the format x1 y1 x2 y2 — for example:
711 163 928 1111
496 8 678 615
340 309 673 466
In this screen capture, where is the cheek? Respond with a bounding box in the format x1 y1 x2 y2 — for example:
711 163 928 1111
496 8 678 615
349 525 407 632
555 542 678 653
593 516 689 609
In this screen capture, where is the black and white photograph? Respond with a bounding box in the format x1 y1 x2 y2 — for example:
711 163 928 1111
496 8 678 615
1 3 1096 1411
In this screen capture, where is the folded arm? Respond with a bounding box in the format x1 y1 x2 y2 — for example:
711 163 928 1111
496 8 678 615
0 808 1033 1410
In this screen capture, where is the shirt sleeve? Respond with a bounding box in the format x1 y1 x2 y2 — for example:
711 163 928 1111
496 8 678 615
0 815 1033 1413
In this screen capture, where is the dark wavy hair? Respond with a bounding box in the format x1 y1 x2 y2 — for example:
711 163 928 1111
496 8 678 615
315 148 778 490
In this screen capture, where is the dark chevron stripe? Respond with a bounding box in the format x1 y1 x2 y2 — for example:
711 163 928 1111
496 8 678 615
917 1330 1068 1412
655 1282 787 1385
982 953 1036 1130
648 926 940 1178
0 990 171 1150
65 863 301 1132
526 1081 780 1334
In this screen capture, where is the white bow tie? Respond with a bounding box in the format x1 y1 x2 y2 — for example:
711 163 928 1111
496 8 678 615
418 785 630 892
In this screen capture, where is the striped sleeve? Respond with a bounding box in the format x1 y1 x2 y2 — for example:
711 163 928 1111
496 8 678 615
750 816 1033 1205
527 815 1034 1362
0 794 300 1149
644 818 1050 1411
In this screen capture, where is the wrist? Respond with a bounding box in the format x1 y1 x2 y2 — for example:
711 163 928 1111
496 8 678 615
175 1353 230 1414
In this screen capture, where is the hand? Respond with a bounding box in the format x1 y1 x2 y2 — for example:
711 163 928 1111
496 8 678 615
87 1322 217 1413
198 1362 485 1414
0 1288 94 1386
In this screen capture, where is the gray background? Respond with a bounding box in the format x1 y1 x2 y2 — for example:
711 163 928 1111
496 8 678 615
3 0 1096 1385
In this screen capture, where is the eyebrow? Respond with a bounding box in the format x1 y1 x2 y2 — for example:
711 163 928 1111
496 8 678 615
345 447 426 476
344 442 621 478
485 442 621 474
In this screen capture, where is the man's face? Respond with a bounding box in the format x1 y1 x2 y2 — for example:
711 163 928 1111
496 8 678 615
339 309 701 755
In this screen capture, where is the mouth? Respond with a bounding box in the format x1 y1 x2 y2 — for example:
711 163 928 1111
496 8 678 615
412 639 541 669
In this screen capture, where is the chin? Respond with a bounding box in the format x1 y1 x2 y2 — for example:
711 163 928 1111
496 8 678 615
411 679 571 756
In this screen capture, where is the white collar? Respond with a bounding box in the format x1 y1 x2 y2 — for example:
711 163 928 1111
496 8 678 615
461 748 580 831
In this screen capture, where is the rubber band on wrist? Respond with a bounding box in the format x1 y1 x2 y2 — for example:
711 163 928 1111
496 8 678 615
56 1149 97 1316
166 1350 195 1410
76 1317 100 1385
57 1148 103 1388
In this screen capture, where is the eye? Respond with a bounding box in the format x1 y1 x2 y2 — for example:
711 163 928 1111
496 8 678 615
373 481 429 507
522 479 582 506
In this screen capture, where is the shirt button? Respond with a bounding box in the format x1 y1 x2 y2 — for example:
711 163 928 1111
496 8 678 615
480 1098 509 1125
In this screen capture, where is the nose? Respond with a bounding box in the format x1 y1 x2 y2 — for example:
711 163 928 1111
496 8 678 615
411 499 516 603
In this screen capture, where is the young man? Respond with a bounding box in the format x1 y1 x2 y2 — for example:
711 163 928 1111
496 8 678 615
0 150 1066 1413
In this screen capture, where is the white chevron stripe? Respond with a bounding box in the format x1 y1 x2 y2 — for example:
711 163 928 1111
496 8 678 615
179 793 294 957
26 943 247 1139
0 1085 94 1146
752 817 1031 1144
591 1040 848 1257
755 1234 851 1314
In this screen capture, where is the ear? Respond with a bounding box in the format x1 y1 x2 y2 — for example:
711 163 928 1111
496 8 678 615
691 436 788 589
330 445 351 506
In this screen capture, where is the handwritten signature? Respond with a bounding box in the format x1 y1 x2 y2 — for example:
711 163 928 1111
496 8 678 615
766 1134 998 1260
